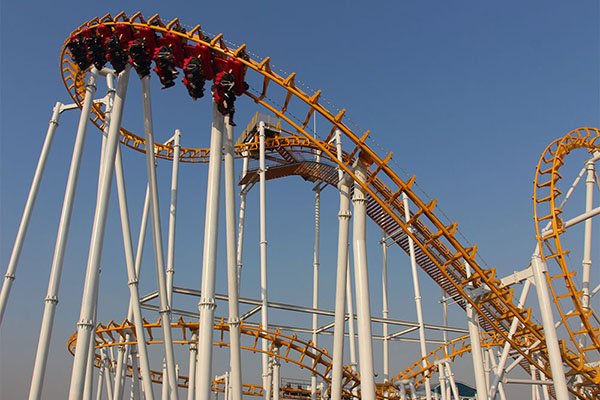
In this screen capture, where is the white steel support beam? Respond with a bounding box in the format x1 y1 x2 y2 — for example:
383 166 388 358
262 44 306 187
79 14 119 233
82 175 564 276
531 250 569 399
195 103 225 400
346 260 358 371
352 159 376 400
113 145 155 399
381 234 390 382
581 155 595 333
0 100 64 326
444 362 460 400
68 67 130 400
224 116 243 400
29 72 98 400
465 263 489 400
402 193 432 400
187 334 197 400
311 175 321 400
140 76 178 400
258 121 272 400
331 129 352 400
166 130 182 307
236 152 249 293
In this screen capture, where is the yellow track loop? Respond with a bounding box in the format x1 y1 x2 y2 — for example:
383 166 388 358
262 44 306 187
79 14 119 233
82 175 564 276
67 319 362 398
61 13 597 398
533 128 600 372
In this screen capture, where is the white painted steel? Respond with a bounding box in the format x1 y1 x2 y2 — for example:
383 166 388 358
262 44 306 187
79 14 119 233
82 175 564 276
236 152 249 293
331 129 352 400
402 193 432 400
29 72 98 400
311 181 321 400
531 251 570 400
381 234 389 382
224 116 243 400
68 67 130 400
0 100 63 326
352 161 376 400
140 76 178 400
195 103 225 400
581 156 595 331
346 260 358 370
188 334 197 400
166 129 182 307
465 263 489 400
258 121 272 400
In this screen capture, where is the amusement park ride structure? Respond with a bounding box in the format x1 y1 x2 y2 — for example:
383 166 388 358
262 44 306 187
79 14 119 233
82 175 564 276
0 12 598 400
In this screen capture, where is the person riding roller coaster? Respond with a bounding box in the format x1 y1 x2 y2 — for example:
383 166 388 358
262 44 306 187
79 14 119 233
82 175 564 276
67 34 90 71
84 33 107 71
105 35 128 74
153 45 179 89
128 38 152 78
182 57 206 99
212 71 237 126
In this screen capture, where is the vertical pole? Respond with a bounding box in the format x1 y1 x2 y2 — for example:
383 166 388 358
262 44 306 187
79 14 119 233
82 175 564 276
402 193 432 400
530 364 540 400
465 263 489 400
224 116 243 400
381 235 389 382
444 363 459 400
195 103 224 400
581 157 595 337
273 352 281 400
352 159 376 400
140 76 179 400
258 121 272 400
408 381 418 400
531 250 569 399
29 73 98 400
163 362 169 400
188 334 197 400
486 349 506 400
346 261 357 370
113 145 156 399
83 331 97 400
166 130 182 306
311 184 321 400
96 362 104 400
438 362 447 400
236 153 249 293
130 348 141 400
101 348 115 400
0 101 63 325
331 130 352 400
68 67 130 400
488 280 531 399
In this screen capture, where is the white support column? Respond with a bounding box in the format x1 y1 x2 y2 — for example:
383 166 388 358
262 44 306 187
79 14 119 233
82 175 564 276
195 103 224 400
224 116 243 400
101 348 115 400
530 251 569 399
140 76 179 400
311 182 321 400
113 145 156 399
68 67 130 400
408 381 418 400
438 362 448 400
331 130 352 400
83 331 97 400
381 234 389 383
273 351 281 400
130 348 141 400
163 362 169 400
580 156 595 337
486 349 506 400
465 263 488 400
188 334 197 400
0 100 63 325
346 261 357 371
444 362 460 400
236 152 249 293
166 129 182 307
488 280 531 399
29 72 98 400
258 121 272 400
96 362 104 400
402 193 432 400
352 159 376 400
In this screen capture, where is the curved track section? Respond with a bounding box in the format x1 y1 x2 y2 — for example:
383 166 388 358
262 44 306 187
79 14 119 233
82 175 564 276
61 13 598 398
533 127 600 387
67 319 361 397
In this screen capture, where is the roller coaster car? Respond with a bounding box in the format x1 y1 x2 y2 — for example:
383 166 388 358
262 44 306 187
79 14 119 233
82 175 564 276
153 45 179 89
184 43 215 81
182 57 206 99
67 34 90 71
213 56 248 96
84 33 107 71
128 39 153 78
113 23 133 48
212 71 237 125
133 27 157 55
157 32 185 68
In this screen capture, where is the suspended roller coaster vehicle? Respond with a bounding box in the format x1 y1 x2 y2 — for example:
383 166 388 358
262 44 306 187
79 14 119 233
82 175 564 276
0 10 597 400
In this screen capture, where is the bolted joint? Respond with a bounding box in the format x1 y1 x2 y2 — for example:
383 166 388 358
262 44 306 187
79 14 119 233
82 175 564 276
198 297 216 310
49 118 60 126
228 317 240 327
158 305 171 314
77 319 94 329
44 295 59 304
127 278 139 286
4 273 15 281
352 196 368 204
338 209 352 219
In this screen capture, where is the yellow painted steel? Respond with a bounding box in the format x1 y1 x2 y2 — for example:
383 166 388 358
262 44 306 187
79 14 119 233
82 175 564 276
60 13 599 399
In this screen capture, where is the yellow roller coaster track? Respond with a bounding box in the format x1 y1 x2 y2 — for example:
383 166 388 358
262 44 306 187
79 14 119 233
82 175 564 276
66 318 363 398
533 128 600 376
60 12 598 398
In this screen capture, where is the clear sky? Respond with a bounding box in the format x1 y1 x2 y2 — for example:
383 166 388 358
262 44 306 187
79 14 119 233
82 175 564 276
1 1 599 399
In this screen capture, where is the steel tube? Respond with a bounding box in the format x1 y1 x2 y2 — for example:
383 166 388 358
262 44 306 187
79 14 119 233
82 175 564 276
236 152 249 293
581 156 595 329
68 67 130 400
346 260 357 370
0 101 64 325
331 130 352 400
352 161 376 400
166 130 182 306
224 116 243 400
140 76 179 399
311 182 321 400
29 73 98 400
195 103 224 400
465 263 488 400
381 234 389 382
187 334 197 400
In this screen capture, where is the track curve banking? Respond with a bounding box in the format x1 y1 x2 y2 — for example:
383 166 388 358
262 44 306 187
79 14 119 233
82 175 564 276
61 13 598 399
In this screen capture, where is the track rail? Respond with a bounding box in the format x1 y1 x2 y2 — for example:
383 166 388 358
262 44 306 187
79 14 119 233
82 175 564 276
60 13 598 398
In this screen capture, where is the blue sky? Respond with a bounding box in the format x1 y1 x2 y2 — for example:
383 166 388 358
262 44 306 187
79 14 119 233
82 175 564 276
1 1 599 399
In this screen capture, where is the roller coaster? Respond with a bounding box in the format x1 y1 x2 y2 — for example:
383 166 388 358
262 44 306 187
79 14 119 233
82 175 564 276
0 12 598 400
